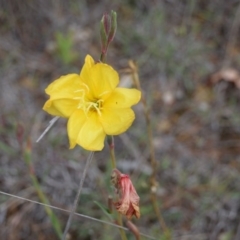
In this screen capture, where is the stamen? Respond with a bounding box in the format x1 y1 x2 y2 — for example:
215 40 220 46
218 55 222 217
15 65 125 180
94 105 102 115
75 87 103 117
86 103 95 113
97 99 104 108
80 82 90 92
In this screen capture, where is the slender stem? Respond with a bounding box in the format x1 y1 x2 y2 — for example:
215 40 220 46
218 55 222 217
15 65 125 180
108 135 128 240
129 61 170 238
62 151 94 240
117 213 128 240
109 135 116 168
100 51 107 63
151 193 169 237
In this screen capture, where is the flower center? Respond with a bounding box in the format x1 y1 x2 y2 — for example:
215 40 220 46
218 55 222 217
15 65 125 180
74 83 103 116
82 98 103 116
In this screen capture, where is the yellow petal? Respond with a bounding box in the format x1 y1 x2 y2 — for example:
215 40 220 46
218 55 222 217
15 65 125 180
90 63 119 98
43 100 65 117
43 99 78 118
67 109 87 149
45 74 81 99
77 112 106 151
80 58 119 99
67 111 106 150
100 108 135 135
79 55 95 100
104 88 141 108
79 55 95 76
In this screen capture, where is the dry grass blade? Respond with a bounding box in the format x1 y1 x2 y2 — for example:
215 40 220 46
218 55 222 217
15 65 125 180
36 116 59 142
0 190 156 240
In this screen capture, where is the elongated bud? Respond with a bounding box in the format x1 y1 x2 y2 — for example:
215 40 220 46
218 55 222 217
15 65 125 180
100 10 117 62
108 10 117 43
103 14 111 35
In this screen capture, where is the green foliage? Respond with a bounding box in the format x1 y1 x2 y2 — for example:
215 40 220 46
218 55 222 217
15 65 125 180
55 31 77 65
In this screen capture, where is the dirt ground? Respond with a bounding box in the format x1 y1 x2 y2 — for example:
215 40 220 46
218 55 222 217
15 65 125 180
1 1 240 240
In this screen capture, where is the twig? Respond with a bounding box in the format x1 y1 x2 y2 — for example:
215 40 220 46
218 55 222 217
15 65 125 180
62 151 94 240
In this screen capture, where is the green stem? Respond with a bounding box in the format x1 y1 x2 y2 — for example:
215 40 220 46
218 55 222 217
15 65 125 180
100 51 107 63
108 135 128 240
109 135 116 168
117 213 128 240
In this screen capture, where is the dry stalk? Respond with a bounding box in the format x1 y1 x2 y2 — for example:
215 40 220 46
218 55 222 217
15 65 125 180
129 60 171 238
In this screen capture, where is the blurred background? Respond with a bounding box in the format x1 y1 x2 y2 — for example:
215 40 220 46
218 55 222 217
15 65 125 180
1 0 240 239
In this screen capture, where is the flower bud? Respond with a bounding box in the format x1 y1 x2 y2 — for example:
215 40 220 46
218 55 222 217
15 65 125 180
107 10 117 43
100 11 117 61
100 14 109 53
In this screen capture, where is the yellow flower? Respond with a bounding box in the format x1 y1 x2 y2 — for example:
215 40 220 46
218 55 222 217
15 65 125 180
43 55 141 151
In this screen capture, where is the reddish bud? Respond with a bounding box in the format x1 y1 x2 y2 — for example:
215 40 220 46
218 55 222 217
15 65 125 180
111 169 140 219
103 14 111 35
100 14 110 54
